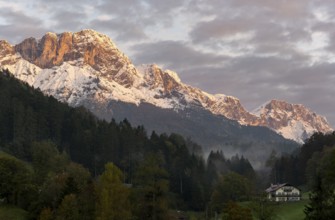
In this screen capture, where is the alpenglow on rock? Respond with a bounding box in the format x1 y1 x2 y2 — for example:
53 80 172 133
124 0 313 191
251 100 333 143
0 30 332 143
13 30 139 87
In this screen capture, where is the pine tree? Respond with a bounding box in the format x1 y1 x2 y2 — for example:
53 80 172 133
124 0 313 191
305 148 335 220
133 153 169 220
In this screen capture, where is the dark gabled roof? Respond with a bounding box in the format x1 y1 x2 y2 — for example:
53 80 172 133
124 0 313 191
265 183 289 193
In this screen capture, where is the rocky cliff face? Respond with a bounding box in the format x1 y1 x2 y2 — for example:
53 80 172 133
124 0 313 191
138 64 216 109
141 64 182 95
208 98 333 143
14 30 139 87
0 40 18 65
209 95 259 125
0 30 333 143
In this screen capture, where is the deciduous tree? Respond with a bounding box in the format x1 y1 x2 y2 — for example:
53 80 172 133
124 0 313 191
0 154 33 206
96 162 131 220
211 172 251 211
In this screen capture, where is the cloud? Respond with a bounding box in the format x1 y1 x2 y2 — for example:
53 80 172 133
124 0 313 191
0 7 48 42
191 0 310 18
90 18 148 42
188 0 314 68
96 0 184 27
51 10 88 31
31 0 91 10
90 0 187 43
312 21 335 53
131 40 228 70
190 18 254 43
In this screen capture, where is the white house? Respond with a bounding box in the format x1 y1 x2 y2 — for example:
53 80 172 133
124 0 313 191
265 183 301 202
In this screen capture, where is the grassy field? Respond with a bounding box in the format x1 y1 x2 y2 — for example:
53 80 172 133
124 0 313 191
271 192 309 220
181 201 309 220
238 194 309 220
0 205 28 220
272 199 308 220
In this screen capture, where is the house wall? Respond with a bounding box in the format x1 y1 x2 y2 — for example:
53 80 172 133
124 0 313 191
270 186 301 202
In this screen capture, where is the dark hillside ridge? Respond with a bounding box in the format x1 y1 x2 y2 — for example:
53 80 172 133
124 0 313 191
84 99 299 167
0 68 299 168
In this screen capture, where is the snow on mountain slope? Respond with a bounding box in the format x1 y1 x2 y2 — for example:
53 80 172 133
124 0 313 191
251 100 332 143
0 30 333 143
209 94 259 125
3 60 177 108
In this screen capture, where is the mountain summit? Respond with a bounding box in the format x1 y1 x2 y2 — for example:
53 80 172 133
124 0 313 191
252 100 332 142
14 29 139 87
0 30 332 143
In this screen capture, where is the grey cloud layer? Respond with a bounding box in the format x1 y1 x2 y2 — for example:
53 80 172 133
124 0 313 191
131 41 227 69
0 7 48 42
0 0 334 127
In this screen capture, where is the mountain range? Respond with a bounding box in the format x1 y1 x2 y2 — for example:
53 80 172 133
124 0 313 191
0 29 332 164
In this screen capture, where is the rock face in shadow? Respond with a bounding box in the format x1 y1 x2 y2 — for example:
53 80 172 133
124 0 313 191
15 37 40 63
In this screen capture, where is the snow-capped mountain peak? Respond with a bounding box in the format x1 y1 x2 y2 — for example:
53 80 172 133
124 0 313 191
250 99 333 143
0 30 333 143
12 30 140 87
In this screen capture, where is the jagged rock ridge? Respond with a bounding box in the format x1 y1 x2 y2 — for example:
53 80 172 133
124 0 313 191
0 30 333 143
13 30 139 87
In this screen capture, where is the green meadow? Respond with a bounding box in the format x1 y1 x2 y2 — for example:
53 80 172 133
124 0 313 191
0 205 28 220
271 199 308 220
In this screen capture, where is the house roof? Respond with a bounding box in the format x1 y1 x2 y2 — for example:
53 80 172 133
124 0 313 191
265 183 289 193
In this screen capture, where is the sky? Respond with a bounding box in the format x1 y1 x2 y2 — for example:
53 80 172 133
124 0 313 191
0 0 335 127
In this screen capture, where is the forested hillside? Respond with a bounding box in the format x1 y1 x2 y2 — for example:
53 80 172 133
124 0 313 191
0 69 259 219
268 131 335 219
268 132 335 186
